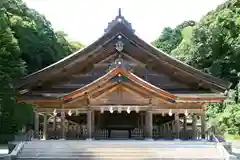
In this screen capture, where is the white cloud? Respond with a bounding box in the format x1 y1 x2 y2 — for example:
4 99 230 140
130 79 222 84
24 0 226 45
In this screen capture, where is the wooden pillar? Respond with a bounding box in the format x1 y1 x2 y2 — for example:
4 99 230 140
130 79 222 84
87 110 92 139
34 111 39 138
61 111 65 139
43 113 48 140
183 115 187 139
91 111 95 138
149 112 153 138
141 112 144 128
96 111 100 129
145 111 152 139
192 114 197 140
201 113 206 139
175 113 180 139
145 112 148 137
53 115 56 130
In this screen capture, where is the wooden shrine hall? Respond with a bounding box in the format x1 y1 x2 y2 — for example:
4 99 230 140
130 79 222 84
16 9 231 140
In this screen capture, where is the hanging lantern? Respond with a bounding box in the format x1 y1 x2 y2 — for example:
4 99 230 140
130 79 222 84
135 107 139 113
184 109 188 117
76 110 79 116
109 107 114 113
53 109 57 116
126 107 131 114
118 107 122 114
162 112 165 116
168 109 172 116
100 108 104 114
68 109 72 116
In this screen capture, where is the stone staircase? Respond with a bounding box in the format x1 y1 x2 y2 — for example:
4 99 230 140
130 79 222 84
15 140 225 160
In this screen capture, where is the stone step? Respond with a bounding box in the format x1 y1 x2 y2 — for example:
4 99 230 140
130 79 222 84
16 157 223 160
16 140 224 160
20 148 219 152
18 152 158 156
18 150 221 159
22 144 216 148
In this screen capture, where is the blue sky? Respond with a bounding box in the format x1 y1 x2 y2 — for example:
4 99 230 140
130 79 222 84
23 0 226 45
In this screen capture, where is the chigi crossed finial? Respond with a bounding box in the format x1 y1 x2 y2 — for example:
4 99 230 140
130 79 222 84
104 8 135 33
118 8 122 17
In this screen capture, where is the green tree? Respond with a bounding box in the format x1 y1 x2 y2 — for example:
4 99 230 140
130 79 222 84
172 1 240 86
69 41 84 52
0 4 33 143
0 0 84 143
2 0 84 73
152 27 182 53
169 0 240 137
152 20 196 54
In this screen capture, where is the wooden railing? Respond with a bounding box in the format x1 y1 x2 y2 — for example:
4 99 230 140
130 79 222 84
131 128 144 139
153 120 182 139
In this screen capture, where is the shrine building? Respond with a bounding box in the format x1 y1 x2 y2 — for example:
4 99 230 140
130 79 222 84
16 9 231 140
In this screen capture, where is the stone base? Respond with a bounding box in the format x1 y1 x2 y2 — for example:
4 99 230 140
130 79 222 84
86 138 93 141
145 138 154 141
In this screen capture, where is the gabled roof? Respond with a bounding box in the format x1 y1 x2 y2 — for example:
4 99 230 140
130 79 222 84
63 66 177 102
62 66 225 103
16 9 231 93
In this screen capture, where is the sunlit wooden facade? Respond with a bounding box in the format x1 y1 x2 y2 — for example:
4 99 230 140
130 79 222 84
16 9 231 140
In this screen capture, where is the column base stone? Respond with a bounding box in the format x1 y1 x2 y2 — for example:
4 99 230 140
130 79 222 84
86 138 93 141
145 138 154 141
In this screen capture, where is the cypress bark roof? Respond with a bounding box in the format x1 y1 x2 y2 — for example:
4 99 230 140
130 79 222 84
16 10 231 93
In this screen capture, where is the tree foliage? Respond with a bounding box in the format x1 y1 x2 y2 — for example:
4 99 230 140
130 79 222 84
0 0 84 143
3 0 83 73
152 20 195 54
170 1 240 86
153 0 240 137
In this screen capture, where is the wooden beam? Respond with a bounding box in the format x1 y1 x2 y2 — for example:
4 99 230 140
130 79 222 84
121 52 146 68
94 52 118 64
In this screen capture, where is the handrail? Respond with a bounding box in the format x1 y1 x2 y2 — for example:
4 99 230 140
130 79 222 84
205 125 223 143
24 129 40 141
